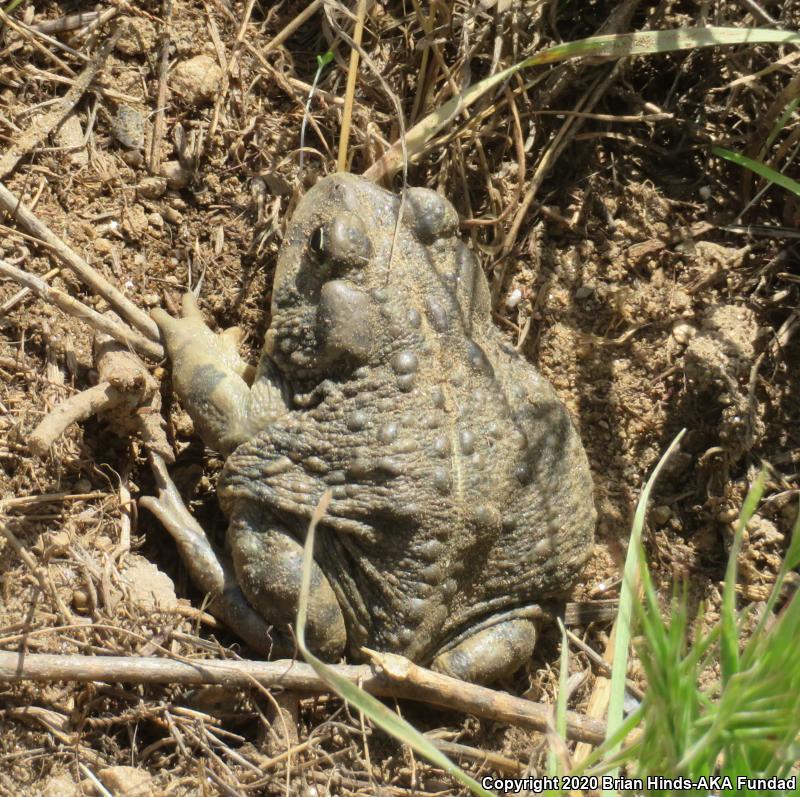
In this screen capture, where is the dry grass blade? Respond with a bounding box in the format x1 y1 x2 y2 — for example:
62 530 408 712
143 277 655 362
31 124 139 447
336 0 366 172
148 0 173 174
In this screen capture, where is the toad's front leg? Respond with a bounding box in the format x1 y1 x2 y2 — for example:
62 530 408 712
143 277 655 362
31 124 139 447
152 293 287 455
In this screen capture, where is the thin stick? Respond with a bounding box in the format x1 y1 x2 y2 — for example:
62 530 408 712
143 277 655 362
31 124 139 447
19 63 140 105
12 15 89 61
0 492 107 510
336 0 366 172
258 0 322 57
0 260 163 360
0 651 607 745
0 181 161 344
0 29 118 179
0 8 76 76
32 10 101 35
0 266 58 315
148 0 173 175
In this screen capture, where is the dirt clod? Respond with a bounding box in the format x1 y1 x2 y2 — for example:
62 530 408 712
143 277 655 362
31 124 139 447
115 17 158 56
98 766 155 797
121 555 178 611
170 54 223 106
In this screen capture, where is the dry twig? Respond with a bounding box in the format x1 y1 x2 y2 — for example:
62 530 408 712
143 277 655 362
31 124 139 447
148 0 173 175
0 259 163 360
29 318 172 457
0 181 162 344
0 651 607 745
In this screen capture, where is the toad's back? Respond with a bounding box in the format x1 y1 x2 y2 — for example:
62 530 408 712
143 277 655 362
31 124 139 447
219 174 595 666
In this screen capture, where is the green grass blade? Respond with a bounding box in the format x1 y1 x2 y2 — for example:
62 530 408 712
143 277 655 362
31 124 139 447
748 499 800 644
366 27 800 179
720 471 766 684
763 97 799 157
547 619 570 782
520 26 800 67
296 492 494 797
784 503 800 572
713 146 800 198
603 429 686 793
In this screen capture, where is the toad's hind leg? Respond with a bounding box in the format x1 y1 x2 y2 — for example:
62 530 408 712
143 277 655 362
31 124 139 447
431 618 537 684
227 505 347 661
141 453 288 656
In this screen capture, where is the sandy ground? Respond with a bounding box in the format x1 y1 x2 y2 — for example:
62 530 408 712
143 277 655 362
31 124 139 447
0 1 798 794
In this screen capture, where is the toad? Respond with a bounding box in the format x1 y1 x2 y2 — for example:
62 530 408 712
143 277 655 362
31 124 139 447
145 173 596 683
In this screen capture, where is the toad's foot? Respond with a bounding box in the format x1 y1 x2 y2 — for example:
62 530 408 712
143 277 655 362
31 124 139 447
153 293 287 455
140 452 292 657
431 616 538 684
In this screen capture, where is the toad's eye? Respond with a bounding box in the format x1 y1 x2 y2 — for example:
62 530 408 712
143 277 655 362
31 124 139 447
307 212 371 268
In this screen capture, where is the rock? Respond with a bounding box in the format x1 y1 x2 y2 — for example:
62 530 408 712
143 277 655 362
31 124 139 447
505 287 523 309
41 774 80 797
685 304 758 385
111 105 145 150
159 160 190 190
98 766 154 796
170 55 223 106
121 149 144 168
115 17 157 56
72 588 90 612
55 112 88 167
651 505 672 526
94 238 117 255
136 177 167 200
121 555 178 611
163 206 184 224
671 320 696 345
122 205 149 239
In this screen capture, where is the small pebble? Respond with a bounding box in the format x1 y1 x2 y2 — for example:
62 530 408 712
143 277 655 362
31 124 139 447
115 16 157 55
163 206 184 224
672 320 696 345
159 160 190 190
111 105 145 150
170 54 223 106
94 238 115 255
505 287 523 309
121 149 143 168
72 589 90 611
651 505 672 526
137 176 167 200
